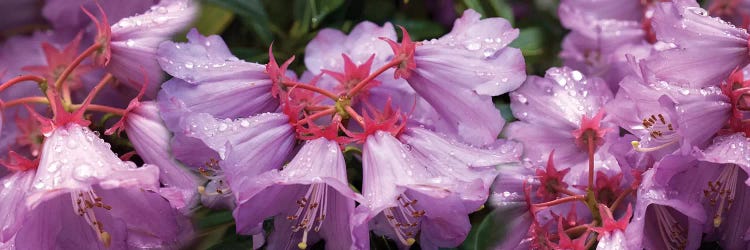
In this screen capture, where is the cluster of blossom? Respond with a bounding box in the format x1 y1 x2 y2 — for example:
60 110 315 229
0 0 533 249
490 0 750 249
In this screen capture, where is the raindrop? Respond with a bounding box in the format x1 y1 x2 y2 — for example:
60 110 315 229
218 123 228 132
515 94 528 104
465 42 481 51
126 39 135 47
571 70 583 81
47 161 61 172
240 120 251 127
185 62 194 69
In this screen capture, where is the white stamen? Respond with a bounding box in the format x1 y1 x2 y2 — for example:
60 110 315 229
654 205 687 250
71 189 113 247
703 164 739 228
288 183 329 249
383 194 424 246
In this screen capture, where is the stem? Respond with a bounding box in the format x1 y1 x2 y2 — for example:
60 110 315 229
587 132 595 189
305 105 332 111
532 195 586 210
54 43 102 90
282 81 338 100
610 188 633 211
3 96 50 108
563 224 590 238
0 75 46 93
295 108 336 126
347 59 401 97
344 106 365 127
72 104 125 116
554 186 580 197
584 233 597 249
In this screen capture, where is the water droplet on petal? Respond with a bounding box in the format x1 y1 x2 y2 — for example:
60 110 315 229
185 62 194 69
126 39 135 47
465 42 481 51
571 70 583 81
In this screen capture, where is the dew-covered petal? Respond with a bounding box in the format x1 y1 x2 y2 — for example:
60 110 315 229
124 102 200 211
108 0 198 95
28 124 160 208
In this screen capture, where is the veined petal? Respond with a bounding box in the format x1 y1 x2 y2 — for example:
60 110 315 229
109 0 198 95
28 124 160 208
0 170 35 241
233 138 356 248
124 102 200 211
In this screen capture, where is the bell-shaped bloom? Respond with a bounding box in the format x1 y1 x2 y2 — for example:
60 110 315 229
157 29 279 130
305 21 397 74
692 133 750 249
118 101 200 212
352 131 472 250
625 156 706 250
606 73 730 157
558 0 645 31
232 138 357 249
0 123 188 249
645 1 750 87
387 9 526 145
507 67 614 165
176 112 296 211
398 126 522 211
103 0 198 95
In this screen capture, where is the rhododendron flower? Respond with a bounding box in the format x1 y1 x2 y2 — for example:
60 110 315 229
89 0 198 95
232 138 358 249
0 122 188 249
646 0 750 87
507 67 614 165
385 9 526 145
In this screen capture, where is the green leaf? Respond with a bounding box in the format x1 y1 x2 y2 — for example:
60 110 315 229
462 0 487 16
206 0 273 45
509 27 544 56
197 210 235 229
193 3 235 35
291 0 345 37
392 19 446 41
488 0 514 24
469 204 528 250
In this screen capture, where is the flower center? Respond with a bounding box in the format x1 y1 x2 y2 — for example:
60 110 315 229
198 158 231 196
632 113 679 152
653 205 687 250
703 164 739 228
287 183 329 249
384 194 425 246
71 189 113 247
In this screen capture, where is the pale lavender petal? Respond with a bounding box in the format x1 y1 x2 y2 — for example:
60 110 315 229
305 22 397 73
646 1 750 87
400 127 521 210
28 124 160 208
124 102 200 211
108 0 198 95
0 170 35 241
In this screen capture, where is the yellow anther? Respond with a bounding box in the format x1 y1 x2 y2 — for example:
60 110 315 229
406 238 416 246
100 231 112 248
297 242 308 249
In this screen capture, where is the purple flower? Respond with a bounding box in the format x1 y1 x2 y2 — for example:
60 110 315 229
178 112 296 210
385 9 526 145
692 133 750 249
625 156 706 250
606 73 730 156
232 137 358 249
399 126 522 211
157 29 279 130
0 123 188 248
116 101 200 212
507 67 614 165
352 131 473 249
645 1 750 87
95 0 198 96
